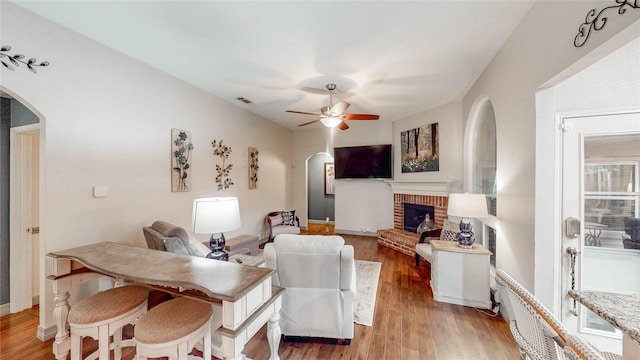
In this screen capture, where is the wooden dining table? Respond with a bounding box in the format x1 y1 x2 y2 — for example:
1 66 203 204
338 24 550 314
47 241 283 360
568 289 640 359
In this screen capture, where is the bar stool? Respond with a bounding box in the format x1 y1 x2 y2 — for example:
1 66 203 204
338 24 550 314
68 285 149 360
134 297 213 360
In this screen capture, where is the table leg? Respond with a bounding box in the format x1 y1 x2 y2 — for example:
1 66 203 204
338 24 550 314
267 300 281 360
51 273 71 359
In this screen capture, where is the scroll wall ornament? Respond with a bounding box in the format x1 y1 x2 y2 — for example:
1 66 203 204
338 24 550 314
574 0 640 47
212 139 234 190
0 46 50 73
248 147 259 189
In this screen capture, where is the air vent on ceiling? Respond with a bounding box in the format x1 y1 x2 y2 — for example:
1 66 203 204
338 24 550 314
236 97 253 104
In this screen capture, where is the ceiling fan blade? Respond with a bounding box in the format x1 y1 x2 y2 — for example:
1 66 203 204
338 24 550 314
287 110 321 116
331 101 350 115
298 119 321 127
342 113 380 120
338 121 350 130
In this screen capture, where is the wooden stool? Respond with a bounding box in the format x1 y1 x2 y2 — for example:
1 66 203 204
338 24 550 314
68 285 148 360
134 297 213 360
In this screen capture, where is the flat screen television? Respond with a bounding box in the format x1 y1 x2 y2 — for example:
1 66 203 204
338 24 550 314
334 144 392 179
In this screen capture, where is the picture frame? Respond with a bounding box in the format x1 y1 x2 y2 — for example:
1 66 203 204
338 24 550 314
325 162 335 195
401 122 439 173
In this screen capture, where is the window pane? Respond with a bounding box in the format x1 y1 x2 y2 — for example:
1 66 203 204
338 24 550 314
472 104 497 216
486 226 497 267
583 160 639 249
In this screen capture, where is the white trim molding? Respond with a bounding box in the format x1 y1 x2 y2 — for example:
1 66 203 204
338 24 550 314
0 303 9 317
384 180 458 196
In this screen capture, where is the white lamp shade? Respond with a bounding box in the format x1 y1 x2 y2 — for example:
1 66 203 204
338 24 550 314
447 193 489 219
321 117 342 128
192 197 241 234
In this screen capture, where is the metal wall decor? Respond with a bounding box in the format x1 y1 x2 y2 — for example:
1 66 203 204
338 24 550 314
248 147 259 189
1 46 50 73
574 0 640 47
171 129 194 192
212 139 234 190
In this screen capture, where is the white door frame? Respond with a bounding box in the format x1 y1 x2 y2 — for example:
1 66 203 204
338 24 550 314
9 123 39 313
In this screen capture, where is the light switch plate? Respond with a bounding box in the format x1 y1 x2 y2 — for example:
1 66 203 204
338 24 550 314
93 185 108 198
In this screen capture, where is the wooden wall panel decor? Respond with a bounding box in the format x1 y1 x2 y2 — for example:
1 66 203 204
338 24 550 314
171 129 193 192
248 146 258 189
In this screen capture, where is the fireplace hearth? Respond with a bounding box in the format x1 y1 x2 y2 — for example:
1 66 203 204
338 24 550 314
378 193 448 257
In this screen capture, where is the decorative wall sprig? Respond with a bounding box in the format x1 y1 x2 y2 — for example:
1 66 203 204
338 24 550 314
574 0 639 47
212 139 234 190
0 46 50 73
249 147 259 189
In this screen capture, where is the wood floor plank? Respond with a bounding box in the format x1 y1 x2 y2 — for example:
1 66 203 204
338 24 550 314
0 224 520 359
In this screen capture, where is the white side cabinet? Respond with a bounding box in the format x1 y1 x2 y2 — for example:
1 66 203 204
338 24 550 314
430 240 492 309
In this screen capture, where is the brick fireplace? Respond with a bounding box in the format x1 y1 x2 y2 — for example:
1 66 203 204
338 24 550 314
377 180 455 257
393 193 447 230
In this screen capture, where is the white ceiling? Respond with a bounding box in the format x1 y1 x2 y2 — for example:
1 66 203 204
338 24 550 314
11 1 534 130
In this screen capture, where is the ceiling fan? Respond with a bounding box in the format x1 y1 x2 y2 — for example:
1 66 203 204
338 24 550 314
286 83 379 130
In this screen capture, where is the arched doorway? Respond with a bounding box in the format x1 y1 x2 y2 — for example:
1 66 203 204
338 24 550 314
1 87 43 317
306 153 335 225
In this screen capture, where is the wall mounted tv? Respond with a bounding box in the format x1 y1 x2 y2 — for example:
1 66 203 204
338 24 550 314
334 144 392 179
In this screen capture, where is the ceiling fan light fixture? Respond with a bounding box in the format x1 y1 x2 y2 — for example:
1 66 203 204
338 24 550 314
321 117 342 128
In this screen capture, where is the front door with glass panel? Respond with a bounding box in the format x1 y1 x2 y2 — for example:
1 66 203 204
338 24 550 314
561 111 640 354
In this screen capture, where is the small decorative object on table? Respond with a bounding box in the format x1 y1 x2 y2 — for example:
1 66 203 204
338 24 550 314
446 193 489 249
192 197 241 261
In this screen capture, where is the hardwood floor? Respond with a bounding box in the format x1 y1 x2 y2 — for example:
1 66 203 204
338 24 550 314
0 224 519 359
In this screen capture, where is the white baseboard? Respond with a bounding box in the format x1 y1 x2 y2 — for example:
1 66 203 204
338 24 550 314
0 303 9 317
308 219 335 225
37 324 57 341
335 229 378 237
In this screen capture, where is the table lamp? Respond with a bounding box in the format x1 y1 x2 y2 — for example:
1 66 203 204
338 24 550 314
192 197 241 261
447 193 489 248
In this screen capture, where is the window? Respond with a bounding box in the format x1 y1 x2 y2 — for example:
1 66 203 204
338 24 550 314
466 97 497 266
583 161 639 248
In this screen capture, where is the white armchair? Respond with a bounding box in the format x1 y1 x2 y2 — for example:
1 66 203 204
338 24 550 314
264 234 356 343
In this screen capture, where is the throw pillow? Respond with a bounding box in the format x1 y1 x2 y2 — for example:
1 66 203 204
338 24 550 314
440 219 460 242
188 234 212 257
282 210 296 226
269 213 283 227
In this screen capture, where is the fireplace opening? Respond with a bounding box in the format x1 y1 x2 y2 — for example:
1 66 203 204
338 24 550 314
403 203 435 233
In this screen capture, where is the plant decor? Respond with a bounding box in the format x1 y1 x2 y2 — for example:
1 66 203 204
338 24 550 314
171 129 194 192
249 147 259 189
1 46 50 73
212 139 234 190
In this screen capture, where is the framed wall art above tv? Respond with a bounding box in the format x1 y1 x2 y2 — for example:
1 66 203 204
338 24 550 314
401 122 439 173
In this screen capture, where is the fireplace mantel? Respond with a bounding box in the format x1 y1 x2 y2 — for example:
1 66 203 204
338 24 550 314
384 180 458 196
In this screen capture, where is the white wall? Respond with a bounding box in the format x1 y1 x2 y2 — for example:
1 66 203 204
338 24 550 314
291 100 464 236
535 32 640 311
292 121 393 234
1 3 294 333
393 101 463 185
461 0 639 292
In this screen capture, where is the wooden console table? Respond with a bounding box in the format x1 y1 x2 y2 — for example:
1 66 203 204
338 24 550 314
47 242 283 360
